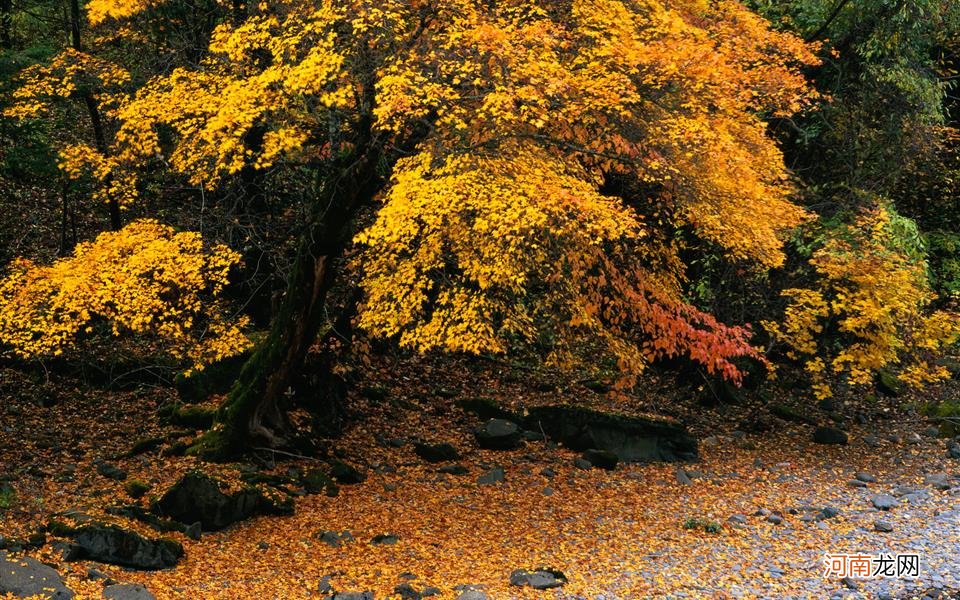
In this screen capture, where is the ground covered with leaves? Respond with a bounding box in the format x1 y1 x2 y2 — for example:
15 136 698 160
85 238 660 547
1 356 959 599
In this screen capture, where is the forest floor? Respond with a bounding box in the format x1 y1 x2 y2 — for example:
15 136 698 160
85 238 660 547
1 354 959 600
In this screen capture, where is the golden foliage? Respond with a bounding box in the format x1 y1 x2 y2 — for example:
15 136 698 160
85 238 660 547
0 221 251 371
38 0 822 381
765 205 960 398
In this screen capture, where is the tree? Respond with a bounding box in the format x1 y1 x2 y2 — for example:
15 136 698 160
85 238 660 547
3 0 820 456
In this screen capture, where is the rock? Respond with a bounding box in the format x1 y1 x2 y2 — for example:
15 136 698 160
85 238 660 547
949 440 960 460
874 520 894 532
455 398 518 421
842 576 860 590
581 449 618 470
924 426 941 438
124 480 151 499
766 514 783 525
876 370 903 397
855 472 877 483
103 583 156 600
572 457 592 470
539 467 556 478
413 443 461 463
65 523 183 569
509 568 566 590
818 398 839 412
96 461 128 481
330 461 366 485
727 514 748 525
924 473 953 491
317 530 354 548
394 583 440 599
871 494 898 511
864 435 881 448
370 534 399 545
153 471 290 531
813 427 848 445
474 419 522 450
819 506 841 520
542 487 553 496
523 405 697 462
455 589 489 600
770 404 818 426
477 467 505 485
674 468 693 486
0 551 74 599
847 480 868 488
906 432 923 444
302 469 339 496
436 465 469 476
332 593 373 600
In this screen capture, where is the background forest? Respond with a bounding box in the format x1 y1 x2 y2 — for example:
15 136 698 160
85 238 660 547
1 0 960 598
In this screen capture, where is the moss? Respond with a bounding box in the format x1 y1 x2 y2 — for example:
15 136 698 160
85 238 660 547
124 479 151 499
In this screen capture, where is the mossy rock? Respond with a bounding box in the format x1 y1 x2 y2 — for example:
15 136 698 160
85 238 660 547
770 404 818 426
876 370 904 397
124 480 151 499
455 397 519 421
126 437 164 457
301 469 339 496
523 405 697 462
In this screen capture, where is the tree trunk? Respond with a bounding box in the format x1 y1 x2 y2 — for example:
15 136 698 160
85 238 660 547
192 150 382 460
69 0 121 231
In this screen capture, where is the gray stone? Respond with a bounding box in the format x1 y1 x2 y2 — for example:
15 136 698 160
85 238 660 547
477 467 505 485
103 583 156 600
370 534 398 545
727 514 748 525
67 523 183 569
153 471 290 530
871 494 898 511
924 473 953 491
522 405 697 462
509 568 566 590
474 419 522 450
855 472 877 483
0 551 74 599
820 506 841 520
874 520 894 532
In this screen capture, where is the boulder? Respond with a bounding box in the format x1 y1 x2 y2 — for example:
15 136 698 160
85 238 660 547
812 427 848 445
153 471 291 531
413 443 461 463
474 419 522 450
876 370 903 397
581 449 618 470
329 461 366 485
68 523 183 569
523 405 697 462
0 551 74 599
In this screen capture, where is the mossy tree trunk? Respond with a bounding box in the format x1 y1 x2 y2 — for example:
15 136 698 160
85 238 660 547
193 149 382 459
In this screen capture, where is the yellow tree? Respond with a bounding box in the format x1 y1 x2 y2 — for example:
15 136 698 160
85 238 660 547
6 0 819 456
